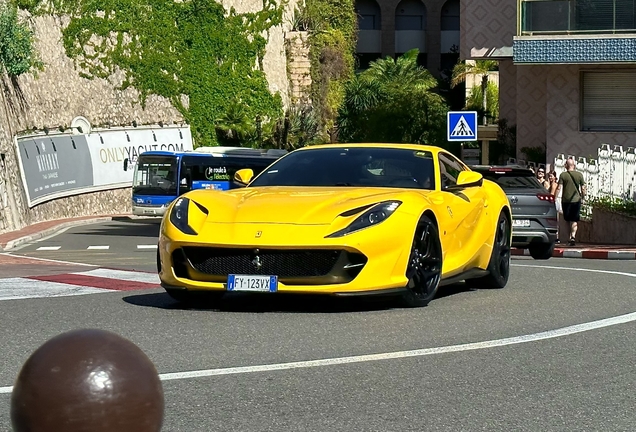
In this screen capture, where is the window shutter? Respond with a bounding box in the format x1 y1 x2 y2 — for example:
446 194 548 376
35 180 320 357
582 71 636 132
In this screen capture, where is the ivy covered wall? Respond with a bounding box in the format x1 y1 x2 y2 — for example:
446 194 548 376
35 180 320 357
16 0 291 146
0 0 305 231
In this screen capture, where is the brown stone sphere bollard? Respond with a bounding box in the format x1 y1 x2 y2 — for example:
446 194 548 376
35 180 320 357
10 328 164 432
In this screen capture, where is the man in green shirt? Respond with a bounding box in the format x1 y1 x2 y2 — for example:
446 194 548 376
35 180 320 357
556 158 586 246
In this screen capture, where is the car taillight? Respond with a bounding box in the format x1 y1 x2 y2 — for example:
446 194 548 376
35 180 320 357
537 193 555 203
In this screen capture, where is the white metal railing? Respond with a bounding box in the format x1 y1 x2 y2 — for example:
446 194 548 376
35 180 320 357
553 144 636 201
553 144 636 218
507 144 636 219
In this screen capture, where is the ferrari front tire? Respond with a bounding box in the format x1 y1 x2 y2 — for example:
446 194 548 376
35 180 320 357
400 215 443 308
472 212 511 289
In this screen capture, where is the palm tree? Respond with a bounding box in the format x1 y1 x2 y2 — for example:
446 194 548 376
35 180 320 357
362 49 438 91
337 49 448 145
450 59 498 125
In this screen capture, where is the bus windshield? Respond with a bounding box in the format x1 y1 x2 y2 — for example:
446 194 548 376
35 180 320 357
132 155 178 196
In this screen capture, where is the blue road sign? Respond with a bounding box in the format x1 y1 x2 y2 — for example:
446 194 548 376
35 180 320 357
447 111 478 142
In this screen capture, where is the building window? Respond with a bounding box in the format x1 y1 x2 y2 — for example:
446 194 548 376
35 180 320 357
355 0 382 70
441 0 460 31
395 0 426 64
356 0 381 30
581 71 636 132
395 0 427 31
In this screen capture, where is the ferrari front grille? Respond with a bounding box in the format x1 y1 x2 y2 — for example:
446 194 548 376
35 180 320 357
182 247 343 278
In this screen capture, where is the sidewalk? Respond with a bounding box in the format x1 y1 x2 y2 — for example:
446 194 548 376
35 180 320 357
0 214 133 251
1 214 635 259
512 243 636 260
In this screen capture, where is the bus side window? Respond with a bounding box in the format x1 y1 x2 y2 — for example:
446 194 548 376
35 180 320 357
179 161 191 192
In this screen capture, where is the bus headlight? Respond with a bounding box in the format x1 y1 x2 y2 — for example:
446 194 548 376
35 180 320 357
169 197 196 235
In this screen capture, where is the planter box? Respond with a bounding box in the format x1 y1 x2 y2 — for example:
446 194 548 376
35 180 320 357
590 208 636 245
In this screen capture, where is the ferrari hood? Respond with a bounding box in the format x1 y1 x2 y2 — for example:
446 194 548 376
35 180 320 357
187 187 418 225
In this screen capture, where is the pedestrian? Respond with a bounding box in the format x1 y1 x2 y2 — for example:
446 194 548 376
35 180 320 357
536 167 549 189
547 170 558 196
556 159 586 246
548 170 562 242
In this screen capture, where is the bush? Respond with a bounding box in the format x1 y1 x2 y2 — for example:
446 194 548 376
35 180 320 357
0 3 42 76
590 195 636 217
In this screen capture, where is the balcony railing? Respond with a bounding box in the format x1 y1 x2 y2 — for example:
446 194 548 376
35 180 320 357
519 0 636 35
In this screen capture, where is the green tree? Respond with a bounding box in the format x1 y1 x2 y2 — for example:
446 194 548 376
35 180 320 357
466 81 499 123
0 3 42 76
451 59 498 125
337 49 448 145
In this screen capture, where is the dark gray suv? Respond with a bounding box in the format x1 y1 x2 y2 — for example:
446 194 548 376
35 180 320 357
471 165 558 259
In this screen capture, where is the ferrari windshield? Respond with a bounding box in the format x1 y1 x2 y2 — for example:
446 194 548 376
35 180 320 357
249 147 435 190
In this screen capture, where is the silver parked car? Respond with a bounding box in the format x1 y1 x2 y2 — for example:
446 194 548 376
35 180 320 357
471 165 558 259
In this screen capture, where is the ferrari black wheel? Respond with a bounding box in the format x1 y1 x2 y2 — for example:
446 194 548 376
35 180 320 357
473 212 511 289
400 215 443 308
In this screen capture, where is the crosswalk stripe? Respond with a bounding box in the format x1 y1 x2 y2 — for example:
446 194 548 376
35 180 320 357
0 278 109 301
0 268 161 301
77 268 160 284
36 246 61 251
137 245 158 249
87 245 110 250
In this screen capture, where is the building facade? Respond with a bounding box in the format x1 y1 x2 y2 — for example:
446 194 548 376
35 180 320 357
355 0 461 78
461 0 636 166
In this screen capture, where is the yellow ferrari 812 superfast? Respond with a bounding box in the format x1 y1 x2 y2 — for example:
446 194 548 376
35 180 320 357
158 143 512 307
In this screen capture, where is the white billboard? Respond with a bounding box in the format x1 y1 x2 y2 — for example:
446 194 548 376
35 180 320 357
15 125 193 207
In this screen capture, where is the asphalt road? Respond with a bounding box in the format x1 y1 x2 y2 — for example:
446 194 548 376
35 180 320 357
1 220 636 431
9 217 162 272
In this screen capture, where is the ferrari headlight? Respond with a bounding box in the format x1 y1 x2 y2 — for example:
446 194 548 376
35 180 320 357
327 201 402 238
169 197 196 235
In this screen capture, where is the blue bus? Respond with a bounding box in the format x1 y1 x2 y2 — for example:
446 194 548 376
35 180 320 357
126 147 287 216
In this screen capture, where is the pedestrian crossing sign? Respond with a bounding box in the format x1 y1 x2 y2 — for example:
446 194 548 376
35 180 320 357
447 111 478 142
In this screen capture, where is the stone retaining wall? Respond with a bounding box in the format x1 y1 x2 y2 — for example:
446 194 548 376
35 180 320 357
0 0 301 234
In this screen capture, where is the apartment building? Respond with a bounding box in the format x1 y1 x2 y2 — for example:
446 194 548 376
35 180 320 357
461 0 636 164
355 0 461 78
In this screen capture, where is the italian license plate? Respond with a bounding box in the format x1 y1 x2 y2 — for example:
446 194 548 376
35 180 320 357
513 219 531 227
227 274 278 292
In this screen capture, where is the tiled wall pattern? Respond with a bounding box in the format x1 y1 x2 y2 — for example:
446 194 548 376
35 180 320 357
498 59 516 125
459 0 516 59
545 65 636 164
514 37 636 64
515 65 547 159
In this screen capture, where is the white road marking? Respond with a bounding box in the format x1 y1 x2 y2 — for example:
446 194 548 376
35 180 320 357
137 245 158 249
159 310 636 382
1 310 635 395
0 253 96 267
0 278 110 302
87 245 110 250
36 246 61 251
0 264 634 395
6 226 74 251
511 263 636 279
78 268 160 284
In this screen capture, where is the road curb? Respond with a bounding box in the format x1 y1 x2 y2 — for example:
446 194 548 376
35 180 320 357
512 248 636 260
1 216 136 252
